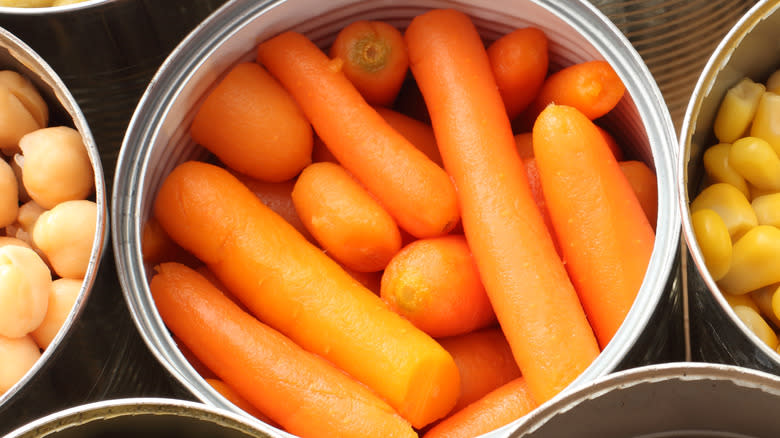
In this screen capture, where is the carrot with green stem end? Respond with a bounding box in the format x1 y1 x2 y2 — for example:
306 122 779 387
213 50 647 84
423 378 536 438
292 161 402 273
486 27 548 120
533 104 654 348
330 20 409 107
405 8 600 404
438 328 522 415
151 262 417 438
190 62 312 182
257 31 459 239
153 161 459 428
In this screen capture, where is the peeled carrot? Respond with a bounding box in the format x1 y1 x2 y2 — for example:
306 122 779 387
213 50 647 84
190 62 312 182
342 264 383 295
230 173 314 243
423 378 536 438
523 60 626 127
523 157 561 256
380 235 496 338
597 125 625 161
375 106 443 167
141 216 199 267
486 27 548 120
257 31 459 239
153 161 459 428
151 262 416 438
438 328 522 415
533 104 654 348
406 8 600 404
514 132 534 159
330 20 409 107
619 160 658 230
292 161 402 272
205 378 274 424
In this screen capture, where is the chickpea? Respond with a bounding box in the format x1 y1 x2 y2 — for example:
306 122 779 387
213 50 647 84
0 71 48 129
19 126 94 209
0 84 43 156
0 245 52 338
31 278 81 349
0 334 40 394
10 155 29 203
32 199 96 279
0 236 32 250
0 158 18 228
16 200 45 234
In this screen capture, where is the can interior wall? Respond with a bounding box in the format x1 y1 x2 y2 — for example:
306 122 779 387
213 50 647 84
679 0 780 372
113 0 680 436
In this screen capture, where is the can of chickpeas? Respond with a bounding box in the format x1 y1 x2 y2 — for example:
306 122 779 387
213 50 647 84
680 0 780 371
113 0 682 436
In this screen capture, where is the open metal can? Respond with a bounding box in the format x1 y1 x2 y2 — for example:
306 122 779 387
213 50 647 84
113 0 681 436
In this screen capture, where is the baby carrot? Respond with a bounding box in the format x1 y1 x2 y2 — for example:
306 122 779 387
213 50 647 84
375 106 443 167
619 160 658 230
205 378 274 424
423 378 536 438
406 8 600 404
523 157 561 256
190 62 312 182
141 216 199 267
380 235 496 338
151 262 416 438
438 328 522 415
597 124 625 161
486 27 549 120
292 162 402 272
330 20 409 107
153 161 460 428
533 104 654 348
524 60 625 126
257 31 459 239
514 132 534 159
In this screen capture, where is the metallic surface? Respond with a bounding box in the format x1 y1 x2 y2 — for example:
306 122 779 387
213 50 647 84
510 362 780 437
4 398 278 438
111 1 681 437
679 0 780 372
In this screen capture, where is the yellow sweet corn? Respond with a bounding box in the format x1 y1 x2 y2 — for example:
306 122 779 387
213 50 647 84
750 284 780 328
748 183 778 201
729 136 780 191
770 284 780 324
691 208 732 281
702 143 750 198
732 304 779 350
717 225 780 295
690 183 757 241
724 290 759 313
767 69 780 94
750 91 780 155
714 78 765 144
752 193 780 227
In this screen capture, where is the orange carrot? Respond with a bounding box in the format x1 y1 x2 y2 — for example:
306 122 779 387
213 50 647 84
205 378 274 424
257 31 459 239
231 173 315 243
597 124 625 161
438 328 522 414
292 161 402 272
311 135 339 164
330 20 409 107
514 132 534 159
619 160 658 230
523 157 561 256
151 262 416 438
375 106 443 167
141 216 199 267
190 62 312 182
153 161 459 428
380 235 496 338
342 264 383 295
533 104 654 348
423 378 536 438
486 27 548 120
173 334 217 379
523 60 626 127
406 8 600 404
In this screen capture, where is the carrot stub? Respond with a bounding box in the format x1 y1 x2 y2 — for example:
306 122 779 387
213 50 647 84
330 20 409 107
189 62 312 182
153 161 459 428
533 104 655 348
257 31 459 239
292 161 402 273
406 8 600 404
151 262 416 438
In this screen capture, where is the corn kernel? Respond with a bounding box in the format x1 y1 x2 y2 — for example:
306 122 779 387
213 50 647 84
732 304 779 350
750 284 780 328
718 225 780 295
729 136 780 191
691 208 732 281
723 290 759 313
702 143 750 198
690 183 757 241
750 91 780 155
767 69 780 94
714 78 765 143
752 193 780 227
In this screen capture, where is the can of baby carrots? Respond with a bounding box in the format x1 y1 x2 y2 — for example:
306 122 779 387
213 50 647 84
4 398 278 438
680 0 780 373
113 0 682 436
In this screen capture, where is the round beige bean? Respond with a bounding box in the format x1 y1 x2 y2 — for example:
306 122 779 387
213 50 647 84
0 245 51 338
0 236 32 250
10 155 29 203
19 126 94 209
0 334 40 394
0 85 43 156
32 199 96 279
31 278 81 349
0 158 18 228
0 71 48 129
16 200 45 234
